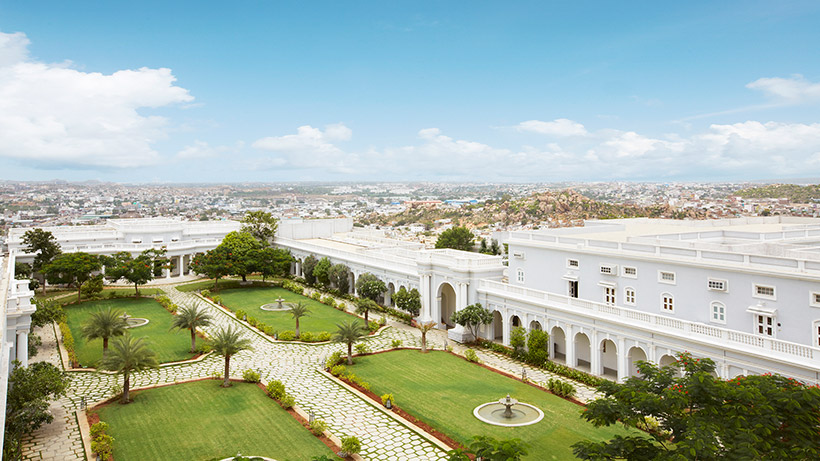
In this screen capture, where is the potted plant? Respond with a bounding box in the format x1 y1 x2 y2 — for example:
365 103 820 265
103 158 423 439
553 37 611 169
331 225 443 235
380 393 395 409
339 435 361 458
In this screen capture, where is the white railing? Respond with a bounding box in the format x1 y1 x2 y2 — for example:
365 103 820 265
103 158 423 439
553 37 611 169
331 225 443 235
479 279 818 362
278 237 420 275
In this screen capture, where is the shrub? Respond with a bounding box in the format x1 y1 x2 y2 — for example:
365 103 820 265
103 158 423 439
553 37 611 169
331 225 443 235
263 326 276 336
168 303 178 314
242 369 261 383
211 295 223 305
340 436 362 455
195 342 212 354
330 365 346 377
464 349 480 363
300 331 314 342
354 343 371 355
316 332 331 342
309 418 327 436
367 321 380 333
391 339 402 348
234 309 246 320
547 378 576 398
201 289 211 298
321 295 335 306
380 393 395 406
326 351 344 368
311 292 322 301
510 326 527 359
266 380 285 400
526 329 550 366
278 330 296 341
280 393 295 409
247 316 258 327
89 422 108 438
91 434 114 460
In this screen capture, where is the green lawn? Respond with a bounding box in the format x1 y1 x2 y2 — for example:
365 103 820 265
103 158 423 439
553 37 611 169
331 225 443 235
218 287 361 334
65 297 194 367
349 350 639 460
96 380 333 461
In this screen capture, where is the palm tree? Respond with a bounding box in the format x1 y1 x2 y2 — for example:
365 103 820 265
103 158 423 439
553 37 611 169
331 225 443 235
333 320 367 365
289 302 310 339
210 326 253 387
99 334 159 404
81 307 128 357
417 321 436 353
170 302 213 353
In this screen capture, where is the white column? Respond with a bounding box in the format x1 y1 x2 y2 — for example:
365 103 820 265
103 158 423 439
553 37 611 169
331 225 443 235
502 311 511 346
16 331 28 367
617 338 627 382
565 327 574 366
591 331 601 376
458 282 468 309
164 267 171 279
419 274 432 323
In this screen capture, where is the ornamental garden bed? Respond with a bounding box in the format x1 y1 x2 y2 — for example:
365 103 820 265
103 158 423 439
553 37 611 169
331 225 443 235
63 297 195 367
341 350 639 460
92 380 335 461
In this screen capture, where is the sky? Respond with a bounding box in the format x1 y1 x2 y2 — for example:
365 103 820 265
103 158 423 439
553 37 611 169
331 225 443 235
1 1 819 183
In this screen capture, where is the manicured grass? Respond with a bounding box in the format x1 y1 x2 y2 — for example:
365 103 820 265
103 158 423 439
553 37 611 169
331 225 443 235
349 350 640 460
96 380 333 461
218 287 361 335
64 297 194 367
175 278 265 292
34 288 74 300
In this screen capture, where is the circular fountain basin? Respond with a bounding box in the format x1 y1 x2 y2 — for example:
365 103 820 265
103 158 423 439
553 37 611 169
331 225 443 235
260 302 294 312
473 401 544 427
124 318 149 328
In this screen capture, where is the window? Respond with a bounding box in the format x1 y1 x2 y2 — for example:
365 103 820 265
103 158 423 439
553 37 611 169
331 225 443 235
811 292 820 308
603 286 616 306
622 266 637 278
814 321 820 347
710 302 726 324
662 293 674 312
600 264 617 275
753 284 776 300
659 271 676 284
756 314 775 337
568 280 578 298
516 268 525 284
567 259 579 269
624 287 636 305
707 279 727 291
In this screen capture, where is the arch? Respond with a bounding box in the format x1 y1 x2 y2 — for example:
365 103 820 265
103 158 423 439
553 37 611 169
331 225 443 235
661 292 674 312
550 326 566 362
574 332 591 372
710 301 726 324
492 310 503 341
601 339 618 379
386 282 396 307
627 346 648 377
348 271 356 295
529 320 542 331
438 282 457 327
659 354 680 377
511 315 521 328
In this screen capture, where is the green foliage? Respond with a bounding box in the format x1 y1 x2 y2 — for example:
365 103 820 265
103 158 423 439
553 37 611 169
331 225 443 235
266 380 286 400
21 228 62 293
476 339 602 387
302 255 318 285
14 261 32 279
328 263 350 293
171 302 213 353
277 330 296 341
211 295 223 305
355 272 386 302
547 378 576 398
464 349 480 363
300 331 314 342
435 227 475 251
316 331 331 342
355 297 380 323
509 326 527 358
289 301 310 338
526 329 550 366
367 320 380 333
3 361 69 460
42 252 101 302
90 434 115 459
89 421 109 438
392 286 421 316
101 249 160 297
309 418 327 436
573 353 820 460
279 393 295 409
81 307 128 357
333 320 368 365
380 393 395 406
330 365 347 377
99 334 159 404
220 230 263 281
312 257 332 287
234 309 246 320
310 291 322 301
326 351 345 368
464 435 528 461
31 297 65 328
391 339 402 348
200 289 211 298
210 326 253 387
735 183 820 203
354 342 372 355
450 303 493 342
320 295 335 307
340 436 362 455
191 245 232 288
240 210 278 246
242 369 261 383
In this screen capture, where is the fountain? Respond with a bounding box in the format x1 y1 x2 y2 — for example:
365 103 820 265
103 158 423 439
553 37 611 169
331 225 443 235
121 313 149 329
260 297 294 311
473 394 544 427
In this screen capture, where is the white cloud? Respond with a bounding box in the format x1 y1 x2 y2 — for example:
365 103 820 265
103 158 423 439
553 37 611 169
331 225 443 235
0 31 193 169
516 119 588 137
251 124 357 172
746 74 820 104
176 141 242 159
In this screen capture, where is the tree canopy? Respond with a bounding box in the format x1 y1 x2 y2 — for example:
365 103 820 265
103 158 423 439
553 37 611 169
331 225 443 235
355 272 386 302
450 303 493 342
573 353 820 460
102 249 161 296
435 227 475 252
240 210 279 246
220 231 262 282
254 247 293 280
42 252 101 302
191 245 232 288
302 255 318 284
313 257 332 287
21 228 62 293
328 263 350 293
393 286 421 316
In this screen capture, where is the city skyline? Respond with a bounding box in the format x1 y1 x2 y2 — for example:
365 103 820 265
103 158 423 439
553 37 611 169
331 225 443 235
1 1 819 183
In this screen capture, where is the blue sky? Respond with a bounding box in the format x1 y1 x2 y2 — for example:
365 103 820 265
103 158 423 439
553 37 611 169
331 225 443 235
1 1 819 182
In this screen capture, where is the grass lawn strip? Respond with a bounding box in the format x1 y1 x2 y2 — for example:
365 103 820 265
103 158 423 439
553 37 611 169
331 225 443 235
64 297 194 367
95 380 334 461
348 350 639 461
219 286 362 335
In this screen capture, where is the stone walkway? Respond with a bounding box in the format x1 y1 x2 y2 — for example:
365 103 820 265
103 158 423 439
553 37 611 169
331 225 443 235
21 284 599 460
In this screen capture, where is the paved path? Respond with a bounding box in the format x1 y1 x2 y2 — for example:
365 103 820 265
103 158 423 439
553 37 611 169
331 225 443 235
21 284 600 460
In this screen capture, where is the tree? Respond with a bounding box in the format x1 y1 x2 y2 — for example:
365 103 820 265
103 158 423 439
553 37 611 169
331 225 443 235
31 297 65 328
393 287 421 316
210 326 253 387
328 263 350 293
254 247 293 280
526 329 549 366
355 272 386 303
101 251 155 297
333 320 367 365
573 353 820 460
417 321 435 353
191 245 232 289
14 262 32 279
450 303 493 343
171 302 213 353
490 239 501 255
240 210 279 246
220 231 262 282
99 334 159 404
313 257 332 287
3 361 69 460
42 252 101 302
302 255 318 284
289 302 310 339
510 326 527 358
447 436 528 461
435 227 474 252
479 238 489 254
81 307 128 358
21 228 62 294
355 298 379 323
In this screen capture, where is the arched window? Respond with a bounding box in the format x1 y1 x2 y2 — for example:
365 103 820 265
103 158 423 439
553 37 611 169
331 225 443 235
661 293 674 312
710 301 726 324
813 320 820 347
624 287 636 305
516 268 525 284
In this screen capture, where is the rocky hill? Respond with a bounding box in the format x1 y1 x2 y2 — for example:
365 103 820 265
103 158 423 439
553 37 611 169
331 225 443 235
734 184 820 203
360 189 705 228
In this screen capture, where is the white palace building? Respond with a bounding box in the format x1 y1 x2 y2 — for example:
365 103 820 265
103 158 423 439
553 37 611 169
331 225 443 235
3 216 820 415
